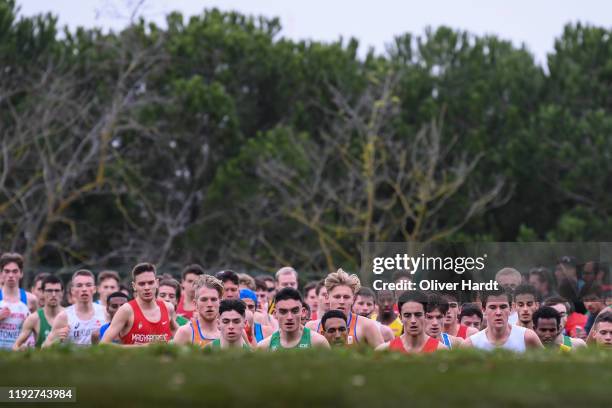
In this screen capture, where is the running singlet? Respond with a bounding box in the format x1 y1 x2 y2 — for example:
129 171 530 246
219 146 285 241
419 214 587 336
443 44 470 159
389 336 439 354
370 314 403 337
269 328 312 350
0 299 29 349
559 335 573 352
190 317 217 347
35 308 52 348
318 313 359 344
0 288 28 305
440 333 452 349
469 325 527 352
209 339 251 350
120 299 172 345
254 322 264 343
456 324 469 339
66 303 106 346
176 315 189 326
176 296 194 320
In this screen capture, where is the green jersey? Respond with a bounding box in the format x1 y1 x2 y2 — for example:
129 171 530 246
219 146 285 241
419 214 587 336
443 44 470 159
36 309 52 348
269 327 312 350
209 339 251 350
176 315 189 326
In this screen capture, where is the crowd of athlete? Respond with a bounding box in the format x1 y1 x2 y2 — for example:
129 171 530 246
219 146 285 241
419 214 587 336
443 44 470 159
0 252 611 353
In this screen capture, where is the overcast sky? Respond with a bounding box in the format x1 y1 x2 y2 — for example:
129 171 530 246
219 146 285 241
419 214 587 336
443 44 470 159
19 0 612 66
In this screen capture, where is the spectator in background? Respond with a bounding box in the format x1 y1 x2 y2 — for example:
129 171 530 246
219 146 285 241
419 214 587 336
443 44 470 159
582 261 611 292
529 267 557 299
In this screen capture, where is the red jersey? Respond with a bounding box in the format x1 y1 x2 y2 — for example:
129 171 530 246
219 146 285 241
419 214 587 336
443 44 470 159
120 299 172 345
456 324 469 339
389 336 439 353
176 295 194 320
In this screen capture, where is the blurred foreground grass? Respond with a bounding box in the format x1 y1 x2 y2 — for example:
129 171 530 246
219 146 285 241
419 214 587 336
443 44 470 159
0 346 610 408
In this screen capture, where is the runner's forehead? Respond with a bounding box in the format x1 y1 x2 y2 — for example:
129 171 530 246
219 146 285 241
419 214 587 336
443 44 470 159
536 318 557 328
220 310 242 320
325 318 347 328
134 271 156 282
486 296 510 306
276 299 301 309
549 303 567 314
197 286 219 298
401 302 424 314
515 294 536 302
73 275 95 284
329 285 353 296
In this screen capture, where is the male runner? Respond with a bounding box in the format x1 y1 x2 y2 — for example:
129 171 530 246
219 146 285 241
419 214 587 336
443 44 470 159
158 278 189 326
424 293 463 348
532 306 584 351
13 275 64 349
96 270 120 307
464 288 543 351
376 291 447 353
208 299 251 349
591 310 612 348
495 267 522 324
458 304 483 330
529 267 557 299
583 288 607 334
43 270 106 347
441 293 478 339
173 275 222 346
258 288 329 350
513 284 540 330
215 270 240 300
352 288 394 341
176 264 205 319
275 267 299 290
303 281 319 320
374 290 403 337
254 277 270 314
321 309 348 347
0 252 38 312
543 296 588 346
91 291 128 344
30 272 50 308
101 263 177 345
306 269 383 347
0 253 36 349
314 280 330 320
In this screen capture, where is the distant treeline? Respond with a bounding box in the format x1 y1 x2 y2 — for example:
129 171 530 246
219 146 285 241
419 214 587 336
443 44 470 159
1 0 611 277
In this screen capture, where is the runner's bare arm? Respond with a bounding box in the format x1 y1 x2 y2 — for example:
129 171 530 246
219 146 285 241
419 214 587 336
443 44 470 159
26 292 38 313
310 331 331 348
380 324 394 342
375 341 390 351
13 312 38 350
100 303 131 344
460 337 474 348
256 335 273 350
91 328 101 345
572 337 587 348
305 320 319 331
466 327 479 337
172 324 192 345
362 319 384 347
164 301 179 334
42 312 68 348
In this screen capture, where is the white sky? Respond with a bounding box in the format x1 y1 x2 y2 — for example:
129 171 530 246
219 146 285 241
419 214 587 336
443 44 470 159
18 0 612 66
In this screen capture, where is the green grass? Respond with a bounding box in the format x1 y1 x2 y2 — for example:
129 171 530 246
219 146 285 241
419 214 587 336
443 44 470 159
1 346 611 408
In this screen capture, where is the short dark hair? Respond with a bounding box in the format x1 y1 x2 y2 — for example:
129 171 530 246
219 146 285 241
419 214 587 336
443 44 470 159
303 281 318 298
219 299 246 317
274 287 302 304
425 292 449 315
215 270 239 285
254 277 268 292
596 310 612 325
98 270 120 285
32 272 51 287
532 306 561 328
397 290 427 312
107 291 129 303
131 263 156 280
181 264 205 281
42 275 64 291
355 287 375 300
315 280 326 295
513 283 540 302
543 296 571 313
529 266 553 286
481 288 512 306
582 285 604 301
459 304 483 321
158 278 181 299
72 269 95 282
0 252 24 271
301 299 311 313
321 309 347 330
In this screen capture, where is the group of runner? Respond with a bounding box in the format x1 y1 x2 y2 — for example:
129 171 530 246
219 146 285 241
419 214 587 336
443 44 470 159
1 252 611 353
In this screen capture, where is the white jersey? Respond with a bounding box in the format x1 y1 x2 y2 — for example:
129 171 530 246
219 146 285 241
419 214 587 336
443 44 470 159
65 303 106 346
0 299 30 349
469 324 527 352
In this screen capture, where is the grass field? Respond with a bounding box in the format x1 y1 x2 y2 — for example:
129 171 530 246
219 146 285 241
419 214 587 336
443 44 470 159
1 346 611 408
